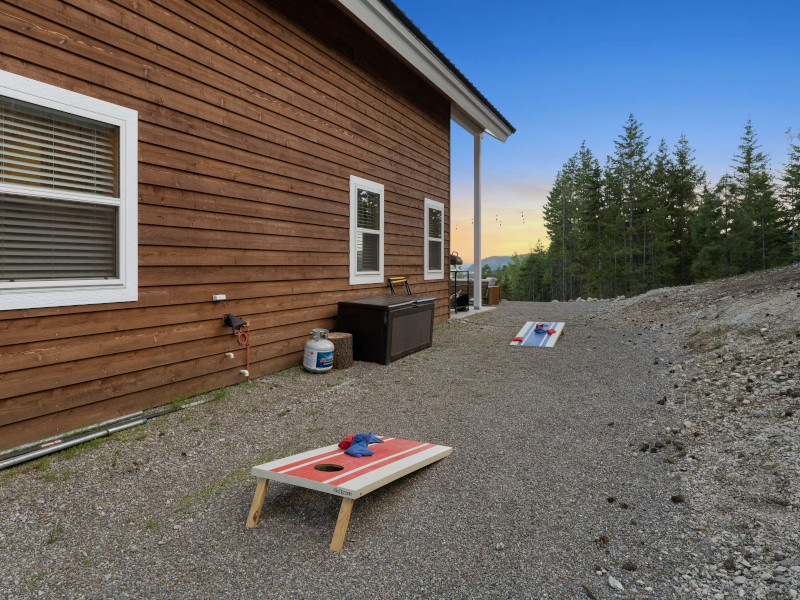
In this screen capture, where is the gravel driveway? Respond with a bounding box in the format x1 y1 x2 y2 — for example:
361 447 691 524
1 301 694 599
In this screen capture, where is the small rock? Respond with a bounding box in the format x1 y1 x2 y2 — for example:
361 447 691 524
733 576 747 585
671 494 685 504
495 542 504 551
582 583 599 599
723 556 736 571
608 575 624 591
621 560 637 571
658 396 667 405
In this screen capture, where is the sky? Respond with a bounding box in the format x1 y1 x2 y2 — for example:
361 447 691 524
393 0 800 259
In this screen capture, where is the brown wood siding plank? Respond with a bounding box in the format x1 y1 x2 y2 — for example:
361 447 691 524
0 5 448 196
0 332 314 428
200 0 450 147
0 352 302 451
0 305 339 375
15 0 450 172
0 0 452 448
104 0 449 162
236 0 451 143
0 320 333 408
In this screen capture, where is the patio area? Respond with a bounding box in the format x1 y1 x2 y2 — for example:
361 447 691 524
0 301 693 599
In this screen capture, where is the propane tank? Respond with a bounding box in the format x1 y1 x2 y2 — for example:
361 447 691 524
303 328 334 373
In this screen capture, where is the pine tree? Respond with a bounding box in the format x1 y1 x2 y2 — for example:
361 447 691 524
730 120 788 271
781 129 800 262
571 142 605 297
605 115 652 295
668 134 706 283
691 180 730 280
543 156 578 300
649 139 676 287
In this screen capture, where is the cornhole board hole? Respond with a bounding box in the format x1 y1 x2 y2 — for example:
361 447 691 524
510 321 566 347
246 437 452 551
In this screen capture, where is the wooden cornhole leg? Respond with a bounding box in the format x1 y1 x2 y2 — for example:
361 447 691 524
246 478 270 528
330 497 355 552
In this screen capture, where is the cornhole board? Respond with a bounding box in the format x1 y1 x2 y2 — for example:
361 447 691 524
510 321 566 347
246 437 452 551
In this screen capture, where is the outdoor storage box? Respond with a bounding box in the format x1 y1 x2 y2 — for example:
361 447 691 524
488 286 501 305
337 294 435 365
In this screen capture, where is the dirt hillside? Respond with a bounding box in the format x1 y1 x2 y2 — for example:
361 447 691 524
604 264 800 598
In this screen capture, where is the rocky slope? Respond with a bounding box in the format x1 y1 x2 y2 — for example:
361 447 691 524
606 264 800 599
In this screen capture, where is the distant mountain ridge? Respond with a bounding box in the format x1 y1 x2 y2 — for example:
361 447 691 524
460 255 527 273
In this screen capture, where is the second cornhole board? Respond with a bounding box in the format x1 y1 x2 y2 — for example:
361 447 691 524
246 437 452 551
510 321 566 347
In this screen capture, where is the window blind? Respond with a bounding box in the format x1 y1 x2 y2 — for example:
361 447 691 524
427 206 442 271
357 231 379 272
428 206 442 238
0 96 119 197
0 194 117 281
428 240 442 271
357 188 380 230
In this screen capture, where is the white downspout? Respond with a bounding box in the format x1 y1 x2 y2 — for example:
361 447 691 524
473 132 483 310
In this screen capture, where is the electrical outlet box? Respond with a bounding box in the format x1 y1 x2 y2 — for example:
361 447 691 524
212 294 226 302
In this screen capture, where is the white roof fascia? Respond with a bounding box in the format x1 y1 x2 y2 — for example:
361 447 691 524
336 0 513 142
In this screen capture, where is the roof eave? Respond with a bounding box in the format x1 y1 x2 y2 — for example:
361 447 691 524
335 0 515 142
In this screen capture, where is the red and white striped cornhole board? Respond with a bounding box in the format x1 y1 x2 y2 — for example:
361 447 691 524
510 321 566 347
246 437 452 551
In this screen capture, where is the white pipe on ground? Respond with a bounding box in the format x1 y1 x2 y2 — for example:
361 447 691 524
0 419 146 471
0 411 144 458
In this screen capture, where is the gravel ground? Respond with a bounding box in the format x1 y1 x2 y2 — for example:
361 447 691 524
601 264 800 600
3 271 794 599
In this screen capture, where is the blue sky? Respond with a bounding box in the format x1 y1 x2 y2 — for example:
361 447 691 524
394 0 800 257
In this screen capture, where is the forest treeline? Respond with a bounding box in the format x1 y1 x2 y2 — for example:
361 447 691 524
494 115 800 301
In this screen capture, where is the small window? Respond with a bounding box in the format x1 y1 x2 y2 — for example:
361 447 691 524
424 198 444 280
349 175 384 285
0 70 138 311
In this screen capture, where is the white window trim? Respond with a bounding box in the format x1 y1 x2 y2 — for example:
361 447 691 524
0 70 138 311
423 198 445 280
349 175 384 285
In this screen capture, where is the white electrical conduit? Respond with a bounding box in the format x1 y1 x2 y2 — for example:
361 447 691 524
0 394 219 471
0 411 144 458
0 419 146 471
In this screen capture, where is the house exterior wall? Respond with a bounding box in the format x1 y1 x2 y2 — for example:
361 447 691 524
0 0 451 450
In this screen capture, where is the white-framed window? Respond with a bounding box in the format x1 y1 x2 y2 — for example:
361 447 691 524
0 70 138 311
423 198 444 280
349 175 384 285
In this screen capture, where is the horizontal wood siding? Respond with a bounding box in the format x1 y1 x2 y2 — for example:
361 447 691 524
0 0 452 450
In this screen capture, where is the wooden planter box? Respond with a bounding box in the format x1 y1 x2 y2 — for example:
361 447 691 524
336 294 435 364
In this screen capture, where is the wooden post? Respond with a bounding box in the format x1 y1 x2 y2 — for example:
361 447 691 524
246 478 269 528
327 332 353 369
330 497 355 551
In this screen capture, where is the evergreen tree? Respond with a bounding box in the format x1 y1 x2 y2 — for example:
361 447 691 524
571 142 605 297
605 115 652 295
781 129 800 262
543 156 578 300
668 134 706 283
649 139 676 287
691 180 730 280
730 120 788 271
